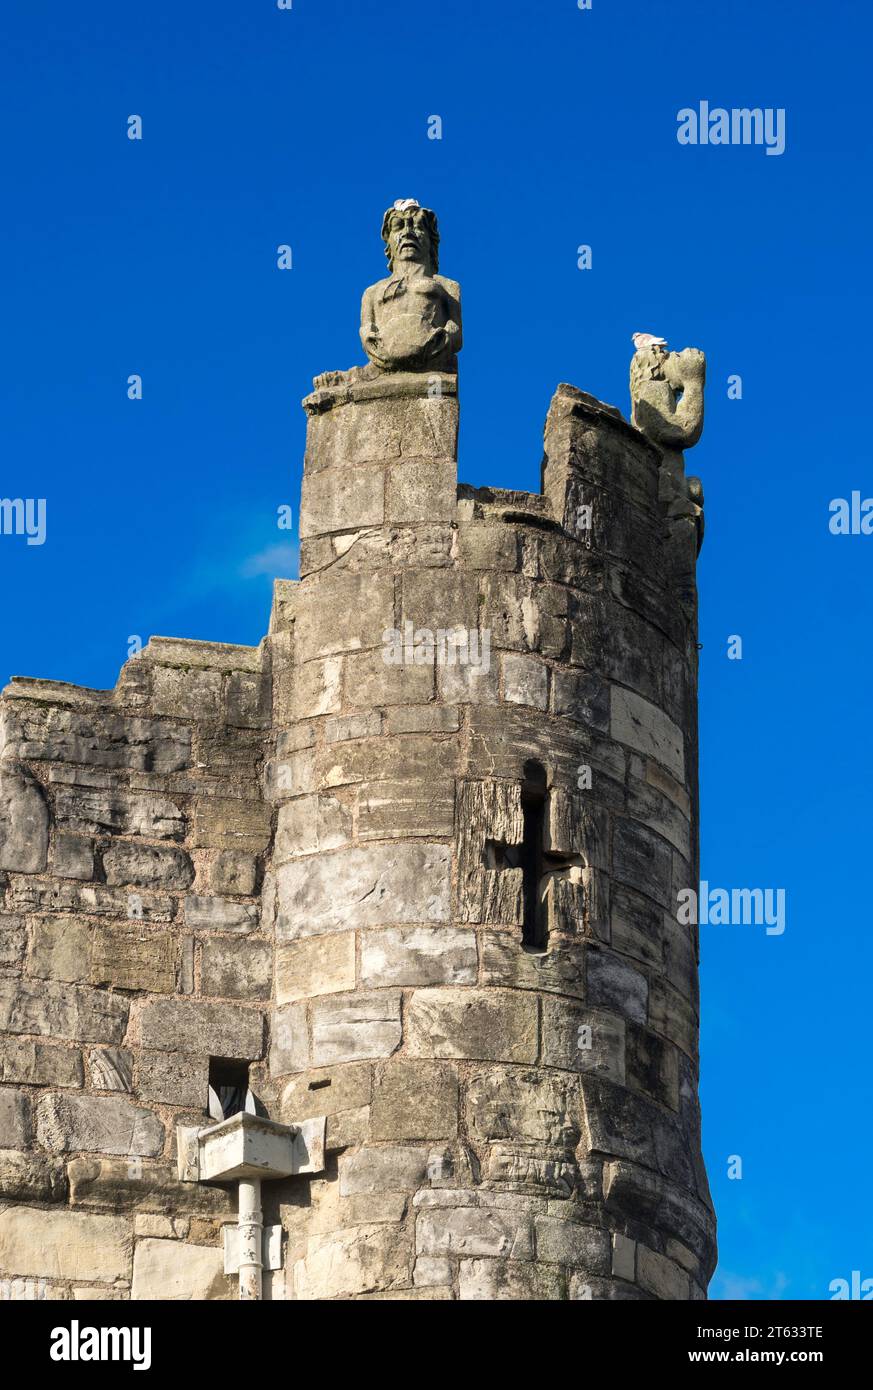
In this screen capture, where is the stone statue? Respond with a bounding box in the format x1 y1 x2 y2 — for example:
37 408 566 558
359 199 462 374
630 339 706 606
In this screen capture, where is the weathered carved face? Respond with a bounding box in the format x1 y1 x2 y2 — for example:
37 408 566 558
387 210 434 273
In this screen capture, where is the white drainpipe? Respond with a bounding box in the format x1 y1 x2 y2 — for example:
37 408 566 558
237 1177 264 1301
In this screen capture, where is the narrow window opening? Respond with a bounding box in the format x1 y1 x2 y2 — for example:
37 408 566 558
483 839 521 871
521 760 548 949
207 1057 250 1121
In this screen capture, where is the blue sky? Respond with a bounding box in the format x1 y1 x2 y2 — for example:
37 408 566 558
2 0 871 1299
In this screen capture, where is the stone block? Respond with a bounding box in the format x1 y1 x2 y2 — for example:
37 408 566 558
540 998 626 1082
0 1208 131 1283
479 932 586 998
339 1146 429 1196
454 780 523 926
276 843 451 939
406 989 538 1064
310 991 402 1066
637 1243 689 1300
586 947 649 1024
29 915 91 982
386 458 456 523
299 464 385 539
200 938 272 1000
360 927 476 988
192 798 271 853
502 653 549 709
318 731 456 792
0 914 25 967
0 1089 31 1148
611 687 685 781
271 1003 310 1075
626 775 691 858
324 711 383 743
437 655 499 704
87 1047 133 1092
91 927 177 993
10 878 174 923
140 999 264 1059
551 668 610 730
465 1069 579 1151
275 794 351 861
288 657 343 719
649 977 698 1059
36 1093 164 1157
226 670 271 728
67 1157 233 1216
276 934 356 1005
210 851 258 897
626 1022 680 1110
0 1039 83 1087
294 571 393 662
356 777 455 842
416 1207 534 1260
150 665 223 720
7 706 191 773
612 1231 636 1281
0 1149 67 1203
52 833 96 880
280 1062 373 1125
0 766 48 872
131 1239 230 1300
612 816 673 905
457 524 521 572
370 1060 459 1141
134 1214 179 1239
479 573 539 651
343 648 436 709
0 979 128 1044
581 1080 696 1193
102 842 194 889
137 1051 208 1107
184 896 259 933
546 788 609 868
458 1257 564 1300
610 882 664 968
303 389 457 470
53 785 184 840
386 704 459 735
293 1223 412 1299
534 1217 611 1272
402 570 479 632
414 1256 453 1287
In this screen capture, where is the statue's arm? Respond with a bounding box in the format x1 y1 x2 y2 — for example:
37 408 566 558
360 286 378 351
439 277 463 354
360 285 390 369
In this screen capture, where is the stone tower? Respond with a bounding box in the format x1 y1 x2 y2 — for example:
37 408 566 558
0 200 715 1301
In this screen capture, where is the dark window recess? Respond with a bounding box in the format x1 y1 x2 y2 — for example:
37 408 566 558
207 1058 250 1121
521 760 548 949
482 839 521 871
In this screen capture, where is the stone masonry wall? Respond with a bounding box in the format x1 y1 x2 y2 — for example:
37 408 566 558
0 370 715 1301
264 374 716 1300
0 639 274 1299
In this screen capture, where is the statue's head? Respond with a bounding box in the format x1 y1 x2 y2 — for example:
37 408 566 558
381 199 440 274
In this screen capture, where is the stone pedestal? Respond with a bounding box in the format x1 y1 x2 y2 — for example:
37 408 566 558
298 372 458 578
